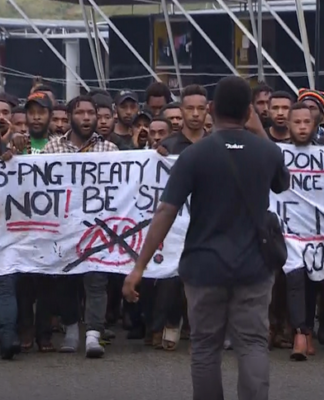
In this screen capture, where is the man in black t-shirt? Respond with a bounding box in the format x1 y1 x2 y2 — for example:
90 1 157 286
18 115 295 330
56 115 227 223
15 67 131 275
123 76 290 400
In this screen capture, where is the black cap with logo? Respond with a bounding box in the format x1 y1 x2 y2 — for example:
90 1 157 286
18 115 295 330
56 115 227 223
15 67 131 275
132 109 152 125
25 92 53 111
115 90 138 106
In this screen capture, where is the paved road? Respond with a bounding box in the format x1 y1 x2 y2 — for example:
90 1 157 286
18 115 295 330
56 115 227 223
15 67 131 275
1 329 323 400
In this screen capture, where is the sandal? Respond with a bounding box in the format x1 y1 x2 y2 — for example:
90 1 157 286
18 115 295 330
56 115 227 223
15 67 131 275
162 320 183 351
21 341 34 352
37 340 56 353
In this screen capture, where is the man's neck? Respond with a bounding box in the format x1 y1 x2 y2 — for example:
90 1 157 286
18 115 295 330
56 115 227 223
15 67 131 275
182 126 205 143
69 130 90 148
115 121 130 136
269 126 290 140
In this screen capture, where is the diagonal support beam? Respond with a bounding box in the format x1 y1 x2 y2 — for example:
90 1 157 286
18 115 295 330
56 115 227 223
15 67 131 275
87 0 176 100
79 0 104 89
7 0 89 92
172 0 240 76
262 0 315 65
213 0 298 94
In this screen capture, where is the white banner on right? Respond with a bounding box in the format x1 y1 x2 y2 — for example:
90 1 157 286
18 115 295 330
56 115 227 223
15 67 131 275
270 144 324 281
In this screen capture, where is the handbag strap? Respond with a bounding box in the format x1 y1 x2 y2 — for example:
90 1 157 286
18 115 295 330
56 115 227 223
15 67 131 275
213 132 260 231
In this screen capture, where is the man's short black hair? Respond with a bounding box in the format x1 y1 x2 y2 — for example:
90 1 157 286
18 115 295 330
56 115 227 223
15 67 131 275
252 82 273 103
181 85 207 102
145 82 172 104
288 101 311 118
213 76 251 122
53 104 67 112
67 95 97 114
269 91 294 104
150 116 172 132
92 93 113 111
89 88 112 101
160 102 181 115
12 106 26 115
34 84 55 95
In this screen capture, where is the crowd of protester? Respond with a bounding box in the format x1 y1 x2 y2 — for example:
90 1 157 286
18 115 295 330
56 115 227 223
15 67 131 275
0 76 324 364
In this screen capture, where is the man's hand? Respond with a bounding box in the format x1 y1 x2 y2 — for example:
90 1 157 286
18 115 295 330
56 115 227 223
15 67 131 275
0 117 12 144
122 269 143 303
0 144 16 162
11 132 28 152
156 145 169 156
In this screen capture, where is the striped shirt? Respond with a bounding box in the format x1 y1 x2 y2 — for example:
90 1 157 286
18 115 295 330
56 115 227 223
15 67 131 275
41 130 119 154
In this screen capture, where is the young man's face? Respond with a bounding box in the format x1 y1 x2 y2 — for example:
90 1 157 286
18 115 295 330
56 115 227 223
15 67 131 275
302 99 323 126
181 95 207 130
50 109 69 136
11 112 27 135
289 108 314 146
269 97 291 131
253 91 271 122
147 96 167 116
148 120 170 149
163 107 183 132
97 107 114 137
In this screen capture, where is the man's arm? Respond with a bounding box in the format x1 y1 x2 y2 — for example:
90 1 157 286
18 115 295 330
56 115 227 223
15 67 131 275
271 147 290 194
133 152 194 273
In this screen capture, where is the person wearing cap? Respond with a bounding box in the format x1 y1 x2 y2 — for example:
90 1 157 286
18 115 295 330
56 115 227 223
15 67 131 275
131 109 152 149
298 88 324 141
111 90 139 148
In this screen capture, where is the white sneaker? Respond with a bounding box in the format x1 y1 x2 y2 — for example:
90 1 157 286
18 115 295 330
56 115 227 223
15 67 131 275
85 330 105 358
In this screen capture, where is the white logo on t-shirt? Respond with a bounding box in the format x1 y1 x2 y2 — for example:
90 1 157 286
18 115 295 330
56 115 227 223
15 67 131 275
225 143 244 150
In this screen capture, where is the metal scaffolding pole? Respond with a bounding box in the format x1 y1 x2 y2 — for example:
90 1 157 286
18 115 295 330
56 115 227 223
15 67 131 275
87 0 179 101
79 0 104 89
7 0 89 91
257 0 263 81
172 0 240 76
213 1 298 94
314 0 321 87
262 0 315 64
161 0 183 91
295 0 314 89
247 0 258 51
90 7 106 89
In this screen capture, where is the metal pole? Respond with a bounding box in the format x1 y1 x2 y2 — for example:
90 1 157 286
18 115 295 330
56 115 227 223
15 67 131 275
87 0 178 101
247 0 258 48
172 0 240 76
263 0 315 64
90 6 106 89
161 0 183 90
213 1 298 94
7 0 89 91
314 0 321 87
79 0 104 89
257 0 263 81
295 0 314 89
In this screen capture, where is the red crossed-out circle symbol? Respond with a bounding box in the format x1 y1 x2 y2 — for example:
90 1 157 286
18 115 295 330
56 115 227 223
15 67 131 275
76 217 143 266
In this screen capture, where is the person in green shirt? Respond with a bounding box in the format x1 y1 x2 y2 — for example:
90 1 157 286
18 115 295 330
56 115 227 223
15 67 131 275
12 91 52 155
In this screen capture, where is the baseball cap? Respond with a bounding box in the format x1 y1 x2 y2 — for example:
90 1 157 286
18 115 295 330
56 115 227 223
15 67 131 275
25 91 53 111
115 90 138 106
132 109 152 125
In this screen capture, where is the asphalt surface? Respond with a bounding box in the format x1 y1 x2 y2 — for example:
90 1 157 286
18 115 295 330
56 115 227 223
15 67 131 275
0 329 323 400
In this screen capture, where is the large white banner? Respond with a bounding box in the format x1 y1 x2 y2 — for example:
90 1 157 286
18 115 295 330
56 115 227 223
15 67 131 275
0 145 323 281
0 151 188 278
270 144 324 281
